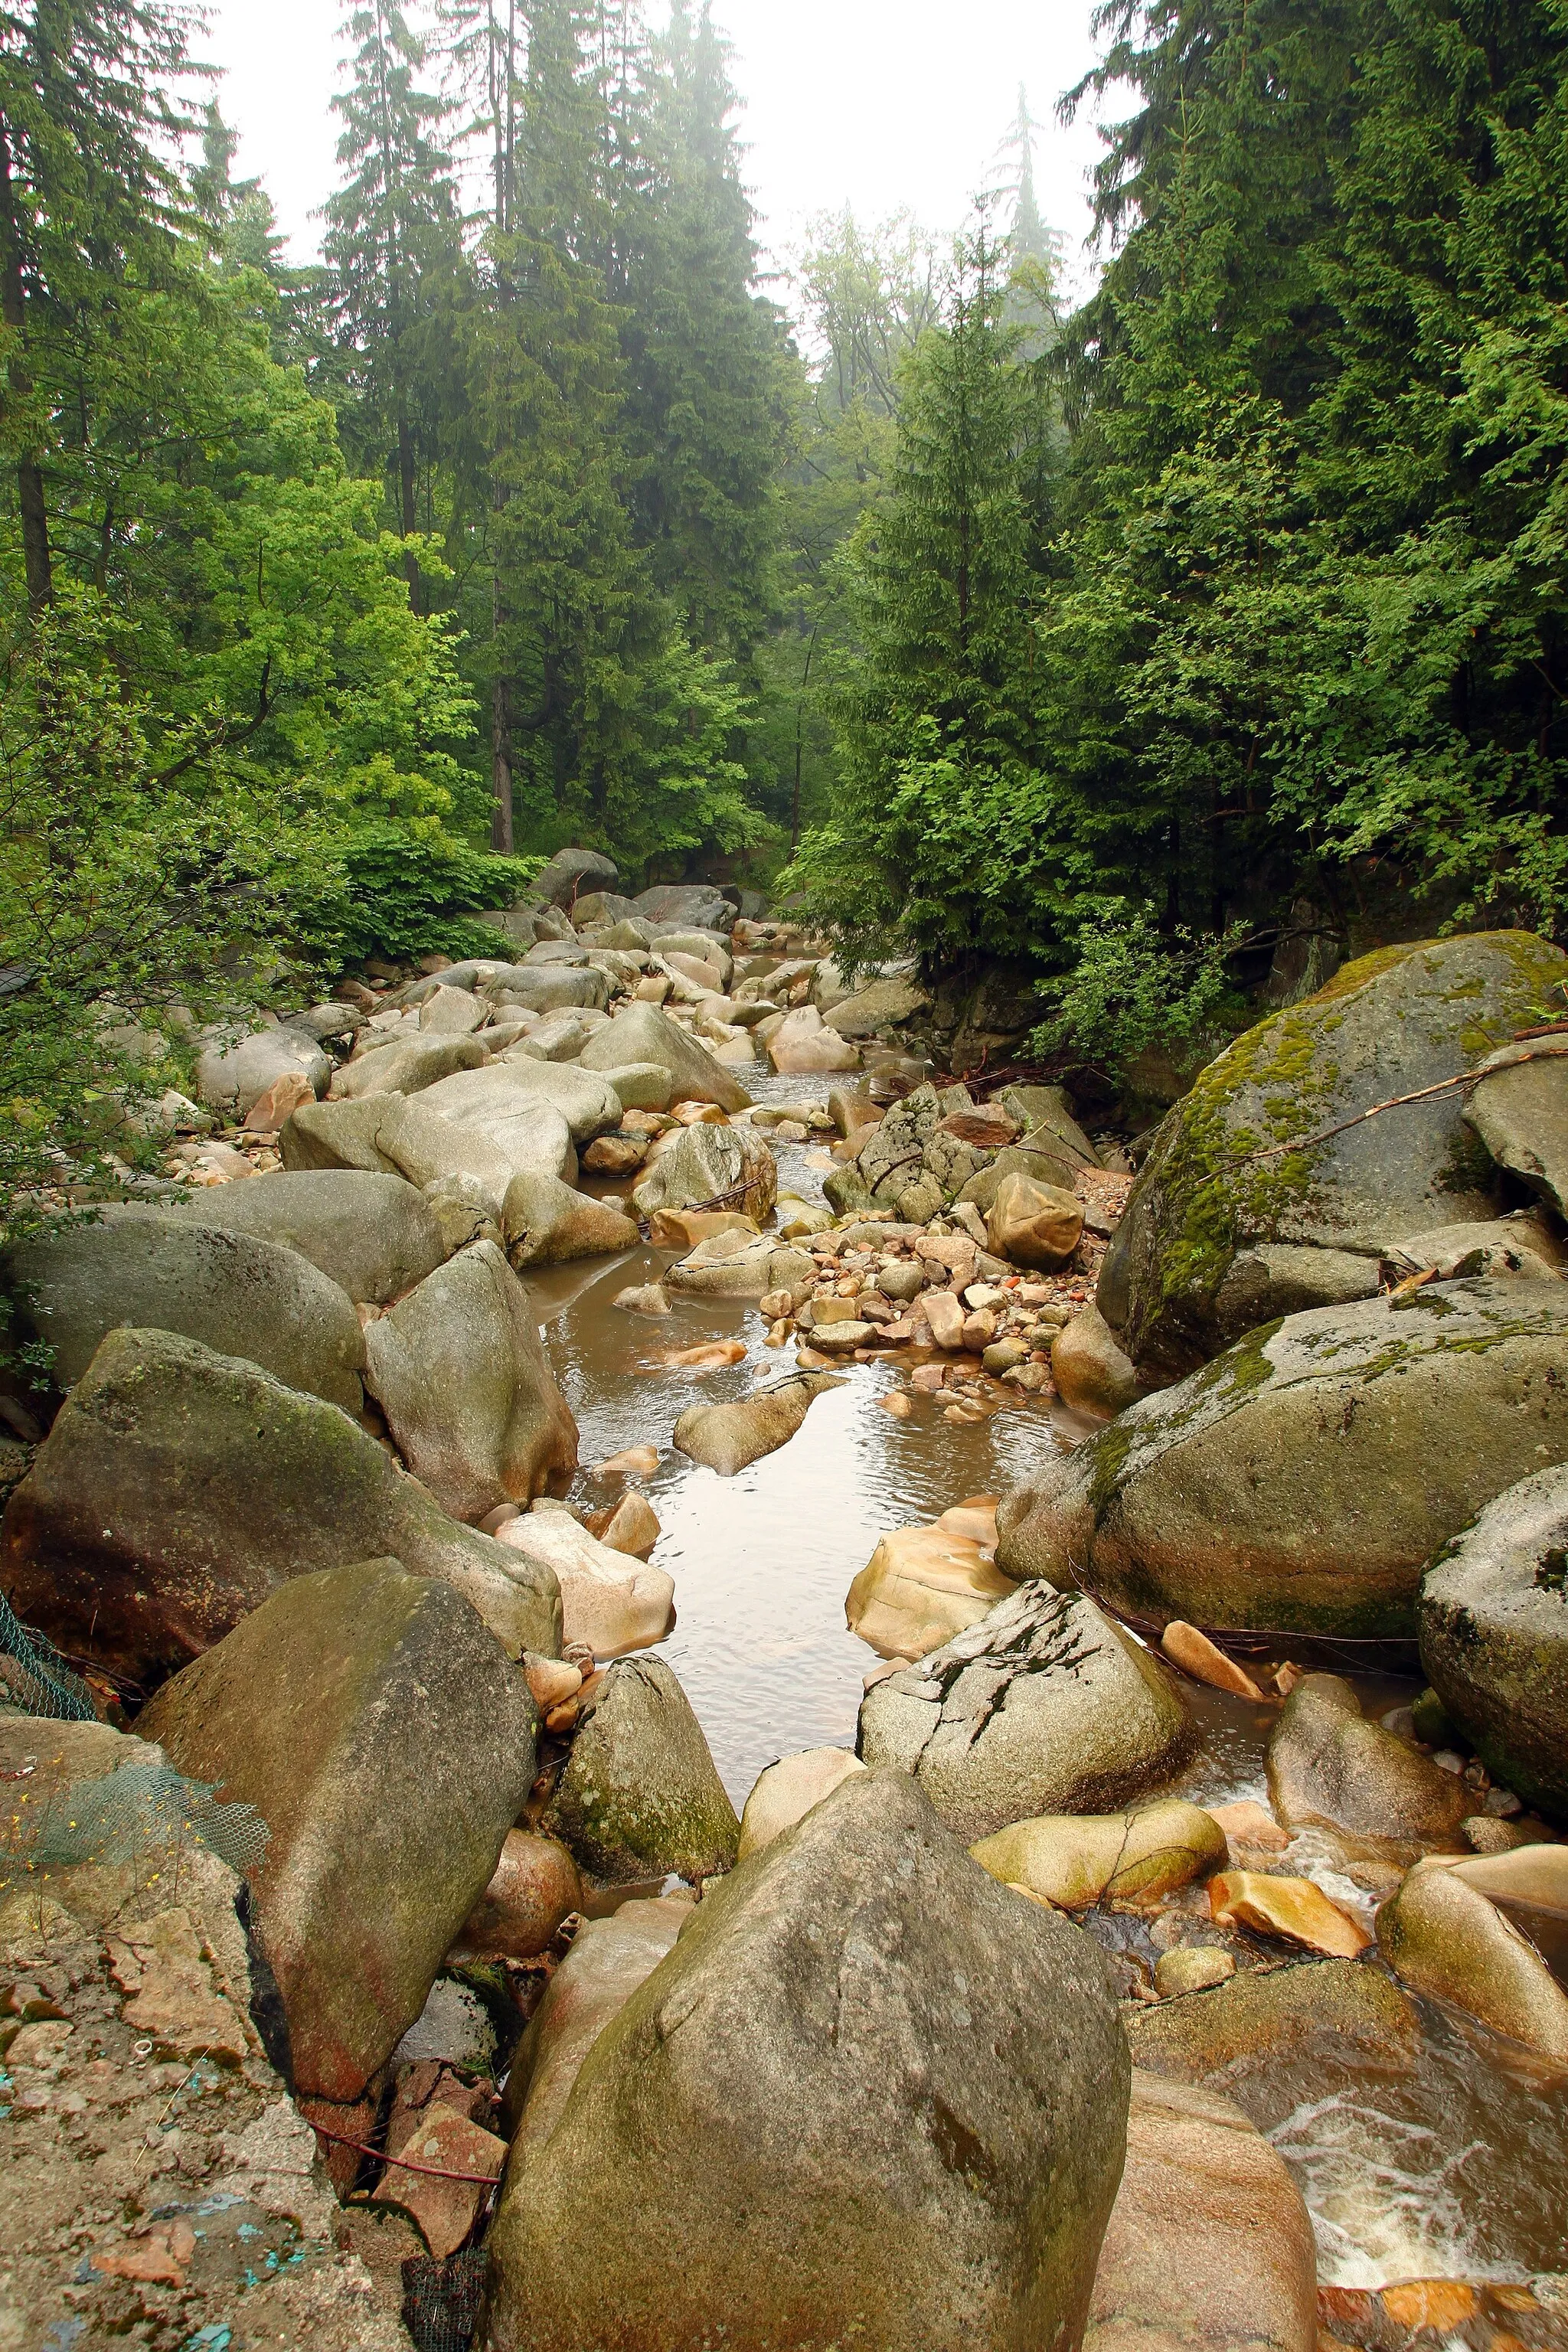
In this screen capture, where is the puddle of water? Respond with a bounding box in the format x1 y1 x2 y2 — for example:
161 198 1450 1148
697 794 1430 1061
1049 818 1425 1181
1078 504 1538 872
524 1067 1568 2288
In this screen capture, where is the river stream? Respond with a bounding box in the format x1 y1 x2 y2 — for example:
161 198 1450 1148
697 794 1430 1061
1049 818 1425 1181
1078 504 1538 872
531 1069 1568 2292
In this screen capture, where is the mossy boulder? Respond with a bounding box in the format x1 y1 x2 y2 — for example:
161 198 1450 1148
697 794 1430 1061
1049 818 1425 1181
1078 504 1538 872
996 1278 1568 1640
1097 932 1567 1383
2 1204 365 1414
1266 1673 1470 1859
0 1327 560 1687
1125 1958 1420 2086
542 1655 740 1883
1419 1463 1568 1821
177 1168 450 1305
139 1556 538 2101
487 1770 1129 2352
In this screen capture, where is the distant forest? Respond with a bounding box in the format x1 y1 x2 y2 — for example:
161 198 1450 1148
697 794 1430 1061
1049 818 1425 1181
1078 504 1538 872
4 0 1568 1193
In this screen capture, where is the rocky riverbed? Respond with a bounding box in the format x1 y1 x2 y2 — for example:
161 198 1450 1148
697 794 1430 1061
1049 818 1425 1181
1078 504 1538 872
2 871 1566 2352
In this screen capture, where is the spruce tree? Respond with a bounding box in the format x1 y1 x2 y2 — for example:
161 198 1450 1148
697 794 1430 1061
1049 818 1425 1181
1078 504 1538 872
622 0 790 657
0 0 201 614
324 3 469 603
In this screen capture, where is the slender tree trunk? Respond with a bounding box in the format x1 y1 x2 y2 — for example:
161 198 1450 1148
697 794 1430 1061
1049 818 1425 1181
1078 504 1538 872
0 126 51 614
397 407 420 608
491 669 514 853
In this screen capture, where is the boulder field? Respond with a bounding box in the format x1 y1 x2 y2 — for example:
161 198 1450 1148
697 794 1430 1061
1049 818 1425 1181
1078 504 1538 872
5 890 1568 2347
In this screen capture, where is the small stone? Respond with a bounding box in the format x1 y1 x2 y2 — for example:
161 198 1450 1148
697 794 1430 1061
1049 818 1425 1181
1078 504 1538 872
924 1292 966 1350
596 1444 660 1476
612 1285 673 1318
1205 1800 1289 1854
878 1391 913 1419
1154 1946 1236 1998
524 1655 583 1713
457 1830 582 1961
1208 1870 1370 1958
1161 1623 1265 1701
660 1339 747 1370
583 1132 650 1174
374 2107 508 2259
243 1070 318 1134
599 1492 662 1559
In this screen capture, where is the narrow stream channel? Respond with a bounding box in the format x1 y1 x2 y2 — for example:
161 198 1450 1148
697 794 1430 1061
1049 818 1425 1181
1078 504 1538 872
531 1069 1568 2293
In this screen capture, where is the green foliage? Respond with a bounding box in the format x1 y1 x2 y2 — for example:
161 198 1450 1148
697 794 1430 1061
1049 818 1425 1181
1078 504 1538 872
0 590 334 1228
309 828 530 964
1031 903 1245 1073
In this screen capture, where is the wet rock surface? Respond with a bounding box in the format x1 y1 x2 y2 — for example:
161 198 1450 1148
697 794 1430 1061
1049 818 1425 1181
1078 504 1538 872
486 1770 1131 2352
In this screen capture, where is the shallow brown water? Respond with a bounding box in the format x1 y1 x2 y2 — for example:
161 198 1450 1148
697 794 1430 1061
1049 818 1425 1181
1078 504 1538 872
528 1070 1568 2289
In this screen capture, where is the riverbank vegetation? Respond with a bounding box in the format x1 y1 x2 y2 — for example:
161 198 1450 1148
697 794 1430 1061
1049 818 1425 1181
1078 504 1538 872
4 0 1568 1187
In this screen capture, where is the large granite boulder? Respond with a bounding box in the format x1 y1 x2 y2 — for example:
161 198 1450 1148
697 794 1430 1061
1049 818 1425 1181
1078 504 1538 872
362 1241 578 1521
630 882 735 933
485 1770 1130 2352
1376 1855 1568 2063
823 975 933 1037
423 1059 622 1146
139 1556 537 2100
997 1279 1568 1639
825 1083 940 1215
194 1024 331 1116
1084 2072 1318 2352
858 1582 1195 1842
541 1656 739 1883
335 1033 488 1099
0 1328 560 1686
580 1001 752 1111
631 1120 776 1220
533 847 619 908
1464 1034 1568 1217
1419 1463 1568 1821
1096 933 1567 1383
175 1168 449 1304
2 1205 366 1413
1265 1674 1470 1858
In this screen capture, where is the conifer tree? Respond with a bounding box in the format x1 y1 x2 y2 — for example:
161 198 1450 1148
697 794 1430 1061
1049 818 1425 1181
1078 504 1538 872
324 2 469 603
622 0 790 656
0 0 201 613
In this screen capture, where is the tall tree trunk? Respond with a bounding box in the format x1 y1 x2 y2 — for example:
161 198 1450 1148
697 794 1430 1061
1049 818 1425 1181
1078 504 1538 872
0 126 51 614
397 407 420 609
491 671 514 853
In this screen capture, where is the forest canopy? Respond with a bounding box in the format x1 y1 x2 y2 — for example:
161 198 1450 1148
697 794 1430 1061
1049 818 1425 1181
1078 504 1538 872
2 0 1568 1205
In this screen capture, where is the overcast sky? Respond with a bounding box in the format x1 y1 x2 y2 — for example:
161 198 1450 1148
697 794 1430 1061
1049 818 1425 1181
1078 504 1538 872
199 2 1114 312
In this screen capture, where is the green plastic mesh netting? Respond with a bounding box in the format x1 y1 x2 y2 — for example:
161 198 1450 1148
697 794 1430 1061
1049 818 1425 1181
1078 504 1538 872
0 1590 97 1721
14 1765 270 1876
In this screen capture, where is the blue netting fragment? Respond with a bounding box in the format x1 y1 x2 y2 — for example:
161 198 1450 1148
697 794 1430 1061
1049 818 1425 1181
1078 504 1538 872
8 1766 270 1877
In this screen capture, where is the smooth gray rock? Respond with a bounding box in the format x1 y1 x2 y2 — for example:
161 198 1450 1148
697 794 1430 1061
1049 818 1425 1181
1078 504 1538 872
488 1769 1129 2352
363 1240 578 1521
673 1372 844 1475
1419 1462 1568 1821
580 1002 752 1111
998 1277 1568 1639
542 1655 739 1884
1211 1242 1380 1342
1386 1211 1565 1282
599 1061 674 1113
175 1168 449 1305
534 848 619 909
194 1025 331 1117
665 1230 778 1298
630 882 735 934
1 1328 560 1685
823 974 933 1037
335 1033 488 1099
1096 931 1566 1381
1464 1035 1568 1216
3 1204 365 1413
493 965 612 1014
430 1058 622 1145
139 1557 536 2101
1265 1672 1469 1859
858 1581 1194 1843
631 1122 776 1220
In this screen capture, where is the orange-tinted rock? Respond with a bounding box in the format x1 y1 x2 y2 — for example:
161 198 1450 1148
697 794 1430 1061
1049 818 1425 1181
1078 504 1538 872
1209 1870 1371 1958
458 1831 583 1960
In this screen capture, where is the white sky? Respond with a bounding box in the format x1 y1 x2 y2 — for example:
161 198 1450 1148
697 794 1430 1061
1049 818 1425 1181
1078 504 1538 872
198 2 1115 313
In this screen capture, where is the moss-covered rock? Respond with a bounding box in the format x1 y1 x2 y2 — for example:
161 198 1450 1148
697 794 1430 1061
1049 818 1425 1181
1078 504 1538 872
1125 1958 1420 2086
1419 1462 1568 1821
1 1327 560 1685
542 1655 739 1883
139 1556 537 2101
488 1770 1129 2352
1097 932 1567 1383
997 1278 1568 1639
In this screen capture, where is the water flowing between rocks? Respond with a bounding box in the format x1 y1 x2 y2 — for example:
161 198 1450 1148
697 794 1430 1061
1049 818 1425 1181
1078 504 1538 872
531 1068 1568 2294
